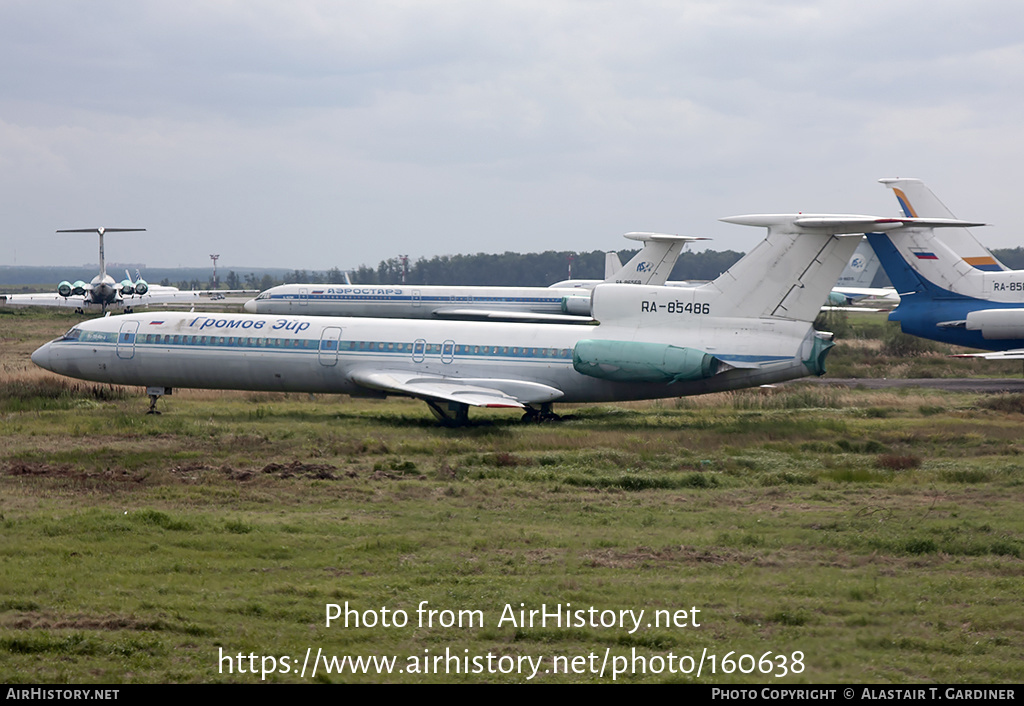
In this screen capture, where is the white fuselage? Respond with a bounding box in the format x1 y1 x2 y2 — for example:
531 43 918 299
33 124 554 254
31 307 822 406
244 284 583 318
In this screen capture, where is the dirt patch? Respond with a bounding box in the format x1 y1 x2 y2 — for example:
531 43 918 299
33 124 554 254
583 545 736 569
3 611 172 632
261 461 342 479
4 461 142 484
5 461 77 477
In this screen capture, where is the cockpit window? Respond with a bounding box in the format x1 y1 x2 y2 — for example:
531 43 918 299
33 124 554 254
62 327 82 341
256 292 270 300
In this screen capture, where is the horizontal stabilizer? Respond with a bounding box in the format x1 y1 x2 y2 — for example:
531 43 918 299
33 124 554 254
721 214 986 232
56 227 146 234
623 232 709 243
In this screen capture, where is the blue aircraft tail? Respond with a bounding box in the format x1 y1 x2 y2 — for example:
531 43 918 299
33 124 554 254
864 232 965 300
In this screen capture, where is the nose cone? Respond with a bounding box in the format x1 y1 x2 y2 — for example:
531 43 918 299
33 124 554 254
31 342 53 371
243 299 257 313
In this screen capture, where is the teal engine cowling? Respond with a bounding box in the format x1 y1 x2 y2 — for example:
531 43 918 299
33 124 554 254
561 294 591 316
133 279 148 295
57 281 72 297
120 279 136 296
572 340 719 383
826 291 849 307
71 280 87 296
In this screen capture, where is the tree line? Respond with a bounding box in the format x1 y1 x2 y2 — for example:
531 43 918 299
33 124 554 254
155 245 1024 291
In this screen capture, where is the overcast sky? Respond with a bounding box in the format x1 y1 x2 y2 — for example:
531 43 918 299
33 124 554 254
2 1 1022 271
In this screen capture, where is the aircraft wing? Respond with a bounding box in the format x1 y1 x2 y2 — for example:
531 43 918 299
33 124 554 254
0 293 91 308
832 286 900 303
131 290 203 305
431 308 596 324
126 289 260 305
951 350 1024 361
820 306 891 313
2 289 259 310
349 368 564 408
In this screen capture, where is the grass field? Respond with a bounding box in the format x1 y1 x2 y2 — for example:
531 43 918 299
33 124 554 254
1 309 1022 683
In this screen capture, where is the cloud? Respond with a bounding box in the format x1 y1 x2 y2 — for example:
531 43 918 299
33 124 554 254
2 1 1023 267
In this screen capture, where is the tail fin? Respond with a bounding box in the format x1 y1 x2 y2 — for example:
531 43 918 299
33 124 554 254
604 251 623 279
879 178 1005 272
881 177 956 219
609 232 706 285
55 227 147 280
836 237 881 288
709 214 982 321
866 224 992 300
706 215 874 320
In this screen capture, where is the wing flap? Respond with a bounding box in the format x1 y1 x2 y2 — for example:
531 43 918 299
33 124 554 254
349 369 564 408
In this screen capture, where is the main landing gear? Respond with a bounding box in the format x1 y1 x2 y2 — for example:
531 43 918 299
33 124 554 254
426 400 470 427
425 401 562 427
522 403 561 423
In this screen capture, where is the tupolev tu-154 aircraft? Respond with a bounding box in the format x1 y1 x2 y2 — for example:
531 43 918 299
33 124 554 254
243 232 700 322
0 228 252 313
823 179 1007 312
32 213 979 425
865 178 1024 359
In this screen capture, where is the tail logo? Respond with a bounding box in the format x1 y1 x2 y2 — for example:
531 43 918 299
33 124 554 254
892 188 918 218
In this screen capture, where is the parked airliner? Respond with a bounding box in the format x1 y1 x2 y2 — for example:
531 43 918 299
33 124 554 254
0 228 250 313
33 213 975 424
865 178 1024 358
243 232 699 322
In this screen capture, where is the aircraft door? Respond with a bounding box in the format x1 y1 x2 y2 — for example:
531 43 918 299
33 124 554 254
318 327 342 366
116 321 139 360
299 288 308 307
413 290 421 308
441 339 455 364
412 338 426 363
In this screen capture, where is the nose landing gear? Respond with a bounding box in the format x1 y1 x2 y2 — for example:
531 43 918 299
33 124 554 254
145 386 172 415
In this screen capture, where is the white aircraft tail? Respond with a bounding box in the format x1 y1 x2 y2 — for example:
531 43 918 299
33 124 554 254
609 232 705 285
835 237 881 288
879 178 1005 272
866 225 992 299
593 216 913 326
604 252 623 279
56 227 146 280
703 214 982 321
701 215 873 321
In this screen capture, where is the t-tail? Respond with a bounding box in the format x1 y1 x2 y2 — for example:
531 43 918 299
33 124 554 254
609 232 706 285
835 237 881 289
603 251 623 279
864 214 991 303
702 215 893 321
879 178 1005 272
56 227 146 281
588 216 873 382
